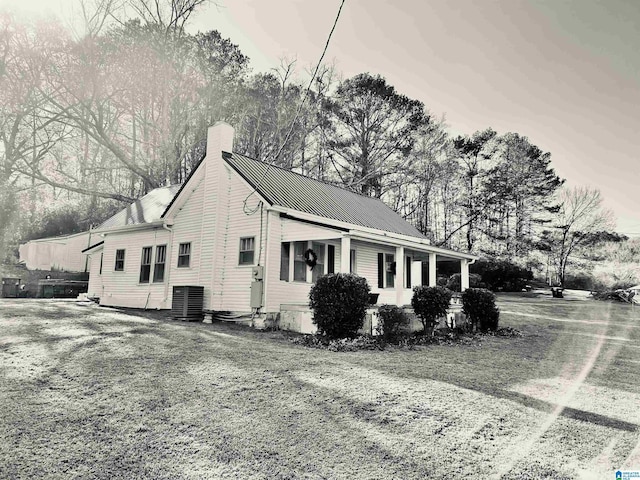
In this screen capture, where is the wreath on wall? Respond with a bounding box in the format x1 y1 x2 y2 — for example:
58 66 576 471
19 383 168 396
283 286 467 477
304 248 318 270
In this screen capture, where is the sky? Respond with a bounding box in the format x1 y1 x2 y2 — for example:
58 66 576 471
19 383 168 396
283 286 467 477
2 0 639 236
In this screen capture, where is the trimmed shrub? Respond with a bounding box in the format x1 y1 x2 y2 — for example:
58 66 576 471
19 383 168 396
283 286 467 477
309 273 370 339
446 273 483 292
462 288 500 332
564 272 594 290
375 304 410 342
411 286 452 334
471 259 533 292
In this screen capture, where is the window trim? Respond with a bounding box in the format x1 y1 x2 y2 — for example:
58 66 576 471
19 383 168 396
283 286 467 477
114 249 125 272
385 253 395 288
292 241 307 282
177 242 191 268
153 244 167 283
238 236 256 266
311 241 326 283
282 241 329 283
139 246 152 284
378 251 395 289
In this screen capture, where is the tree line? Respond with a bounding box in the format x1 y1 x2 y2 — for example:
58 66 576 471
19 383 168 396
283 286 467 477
0 0 622 286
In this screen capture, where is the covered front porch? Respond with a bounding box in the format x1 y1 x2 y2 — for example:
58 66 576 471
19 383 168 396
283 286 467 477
340 232 474 307
276 218 476 309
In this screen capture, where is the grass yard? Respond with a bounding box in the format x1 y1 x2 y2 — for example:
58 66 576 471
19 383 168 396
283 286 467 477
1 295 639 479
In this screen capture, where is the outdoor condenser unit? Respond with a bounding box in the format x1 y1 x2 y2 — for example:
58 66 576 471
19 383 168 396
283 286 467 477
171 285 204 321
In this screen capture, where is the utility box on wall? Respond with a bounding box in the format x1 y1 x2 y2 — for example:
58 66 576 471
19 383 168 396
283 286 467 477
251 265 264 280
250 280 263 309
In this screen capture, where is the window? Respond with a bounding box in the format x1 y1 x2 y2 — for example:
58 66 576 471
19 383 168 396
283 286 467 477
311 242 325 283
153 245 166 283
139 247 152 283
115 249 125 271
385 254 395 288
350 249 357 274
238 237 255 265
280 243 290 281
177 242 191 268
293 241 307 281
99 253 103 275
378 252 395 288
405 256 412 288
327 245 335 274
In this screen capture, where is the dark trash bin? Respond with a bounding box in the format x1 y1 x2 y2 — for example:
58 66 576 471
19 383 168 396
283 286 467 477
1 278 20 298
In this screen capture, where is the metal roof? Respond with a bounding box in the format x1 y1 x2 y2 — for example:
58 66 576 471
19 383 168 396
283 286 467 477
100 153 427 240
224 152 427 239
99 185 181 229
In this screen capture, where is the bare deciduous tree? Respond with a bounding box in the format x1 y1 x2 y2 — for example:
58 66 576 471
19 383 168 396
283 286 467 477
549 186 615 286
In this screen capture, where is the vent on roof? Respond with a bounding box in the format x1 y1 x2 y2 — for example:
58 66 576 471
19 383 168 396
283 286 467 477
171 285 204 321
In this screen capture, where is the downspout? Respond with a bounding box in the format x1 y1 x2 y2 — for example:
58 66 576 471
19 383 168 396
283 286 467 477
85 227 92 273
262 205 270 313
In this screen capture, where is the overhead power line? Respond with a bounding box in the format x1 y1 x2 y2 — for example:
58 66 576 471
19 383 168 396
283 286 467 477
243 0 346 214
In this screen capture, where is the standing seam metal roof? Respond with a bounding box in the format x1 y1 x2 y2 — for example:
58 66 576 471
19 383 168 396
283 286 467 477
223 151 426 239
98 153 427 240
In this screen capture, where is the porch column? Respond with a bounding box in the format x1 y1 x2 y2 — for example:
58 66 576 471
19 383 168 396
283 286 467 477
429 252 437 286
461 259 470 291
340 236 351 273
396 246 405 305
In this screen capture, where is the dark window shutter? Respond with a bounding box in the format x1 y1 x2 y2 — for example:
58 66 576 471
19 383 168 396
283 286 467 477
406 256 412 288
280 243 290 281
378 253 384 288
327 245 335 274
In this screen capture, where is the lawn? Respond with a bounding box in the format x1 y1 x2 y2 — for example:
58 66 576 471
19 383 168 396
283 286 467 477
0 295 639 479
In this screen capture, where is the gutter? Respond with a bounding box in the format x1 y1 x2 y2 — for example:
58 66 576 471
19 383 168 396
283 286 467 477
268 205 477 261
92 220 166 235
348 230 477 261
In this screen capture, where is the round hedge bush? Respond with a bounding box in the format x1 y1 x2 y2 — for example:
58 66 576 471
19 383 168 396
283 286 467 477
461 288 500 332
309 273 370 339
411 286 452 334
376 304 410 342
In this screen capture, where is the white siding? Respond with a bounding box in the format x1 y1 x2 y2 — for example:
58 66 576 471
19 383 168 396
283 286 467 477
98 228 171 309
264 214 343 312
19 231 92 272
212 165 266 311
86 251 103 298
350 240 397 304
167 176 209 306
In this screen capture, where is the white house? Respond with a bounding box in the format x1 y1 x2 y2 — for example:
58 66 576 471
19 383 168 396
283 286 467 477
83 122 477 324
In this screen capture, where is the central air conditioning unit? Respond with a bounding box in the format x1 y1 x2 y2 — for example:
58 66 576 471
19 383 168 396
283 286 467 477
171 285 204 321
